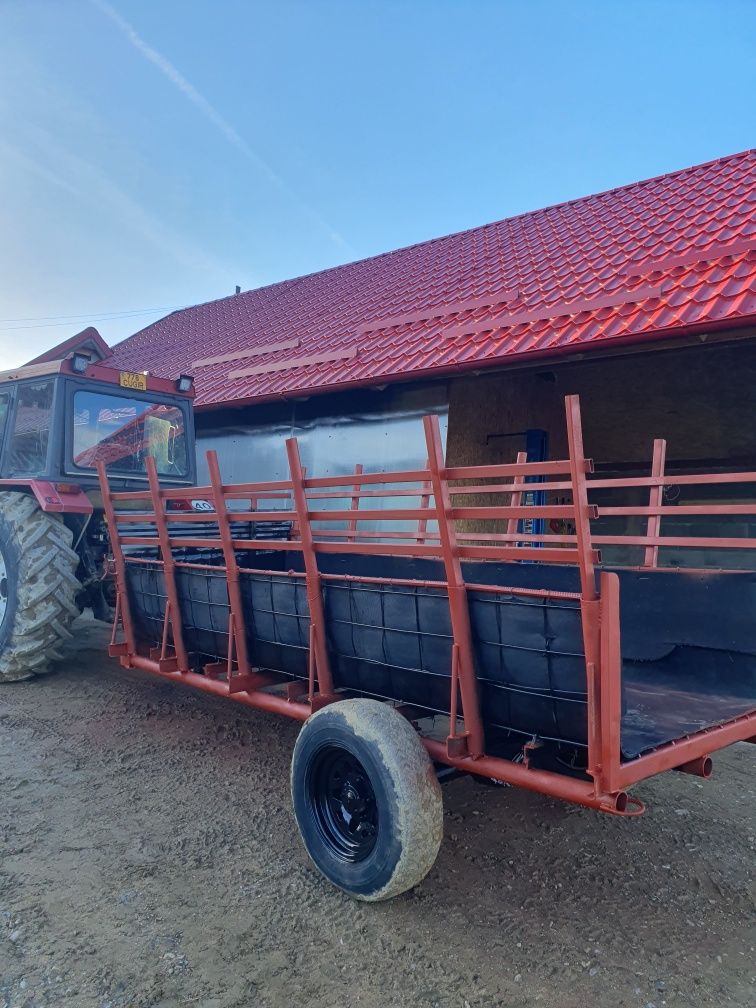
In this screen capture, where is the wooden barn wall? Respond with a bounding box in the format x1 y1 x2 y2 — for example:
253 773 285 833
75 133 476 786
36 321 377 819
446 335 756 567
446 337 756 471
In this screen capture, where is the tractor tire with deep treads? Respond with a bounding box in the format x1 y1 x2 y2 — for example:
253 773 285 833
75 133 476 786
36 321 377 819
291 698 444 901
0 492 80 682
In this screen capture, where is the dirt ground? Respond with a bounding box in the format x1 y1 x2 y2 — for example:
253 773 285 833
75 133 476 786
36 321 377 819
1 615 754 1008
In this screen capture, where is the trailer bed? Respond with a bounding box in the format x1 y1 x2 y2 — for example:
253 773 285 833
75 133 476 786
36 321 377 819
124 553 756 760
99 395 756 820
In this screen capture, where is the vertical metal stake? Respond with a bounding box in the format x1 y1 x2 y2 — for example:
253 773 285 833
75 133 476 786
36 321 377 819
146 455 189 672
599 571 623 794
347 464 363 543
644 439 667 568
423 414 485 758
97 461 138 662
207 450 257 690
416 458 432 544
564 396 603 792
506 450 529 545
286 437 335 698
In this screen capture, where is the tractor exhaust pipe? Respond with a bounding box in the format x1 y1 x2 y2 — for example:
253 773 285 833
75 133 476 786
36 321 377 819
674 755 713 778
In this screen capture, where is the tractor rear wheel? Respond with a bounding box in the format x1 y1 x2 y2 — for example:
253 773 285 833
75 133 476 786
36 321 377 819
291 698 443 901
0 492 80 682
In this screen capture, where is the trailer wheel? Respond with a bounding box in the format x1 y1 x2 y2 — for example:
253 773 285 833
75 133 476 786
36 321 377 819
291 698 443 901
0 492 80 682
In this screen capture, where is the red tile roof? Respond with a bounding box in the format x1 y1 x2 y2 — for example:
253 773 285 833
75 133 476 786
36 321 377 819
27 326 110 366
108 150 756 409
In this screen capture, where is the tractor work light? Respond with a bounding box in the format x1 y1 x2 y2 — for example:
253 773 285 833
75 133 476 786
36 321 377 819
71 352 89 374
176 374 194 393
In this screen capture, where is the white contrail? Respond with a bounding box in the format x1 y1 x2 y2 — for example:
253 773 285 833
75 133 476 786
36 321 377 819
90 0 354 254
9 125 238 281
0 140 87 201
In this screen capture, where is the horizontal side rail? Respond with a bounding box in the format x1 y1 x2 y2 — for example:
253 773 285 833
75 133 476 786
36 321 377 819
598 504 756 516
588 471 756 490
117 527 756 552
457 545 597 564
365 477 586 495
120 554 583 601
113 510 292 523
113 503 588 523
119 536 292 551
451 504 595 521
448 479 574 494
308 507 437 522
115 535 597 564
311 505 581 523
177 478 295 495
592 534 756 550
444 459 591 479
109 489 153 501
155 487 293 501
312 528 440 541
303 469 430 488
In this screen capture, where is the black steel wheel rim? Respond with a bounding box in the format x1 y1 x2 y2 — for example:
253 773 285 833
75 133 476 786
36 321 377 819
0 543 8 632
308 745 379 862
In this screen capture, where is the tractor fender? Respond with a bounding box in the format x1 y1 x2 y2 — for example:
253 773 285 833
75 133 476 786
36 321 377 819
0 479 93 514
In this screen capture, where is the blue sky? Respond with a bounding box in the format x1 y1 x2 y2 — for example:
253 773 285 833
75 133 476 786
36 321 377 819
0 0 754 368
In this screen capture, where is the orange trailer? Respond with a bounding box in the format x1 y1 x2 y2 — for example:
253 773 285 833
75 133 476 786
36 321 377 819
98 395 755 900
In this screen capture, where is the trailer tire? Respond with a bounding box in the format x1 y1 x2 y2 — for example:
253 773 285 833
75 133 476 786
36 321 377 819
0 492 80 682
291 698 443 901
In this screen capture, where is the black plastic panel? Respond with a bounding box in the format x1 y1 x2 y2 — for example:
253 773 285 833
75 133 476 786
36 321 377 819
124 553 756 759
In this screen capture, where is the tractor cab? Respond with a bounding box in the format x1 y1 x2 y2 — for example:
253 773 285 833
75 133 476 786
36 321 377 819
0 353 196 500
0 351 197 680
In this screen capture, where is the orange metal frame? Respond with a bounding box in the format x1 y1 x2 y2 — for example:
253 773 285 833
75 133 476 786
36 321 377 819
98 395 756 817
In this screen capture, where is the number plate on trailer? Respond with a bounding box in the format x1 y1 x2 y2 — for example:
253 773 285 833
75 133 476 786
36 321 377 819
119 371 147 391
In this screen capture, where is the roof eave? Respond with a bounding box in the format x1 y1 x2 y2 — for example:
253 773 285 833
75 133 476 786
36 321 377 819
192 314 756 412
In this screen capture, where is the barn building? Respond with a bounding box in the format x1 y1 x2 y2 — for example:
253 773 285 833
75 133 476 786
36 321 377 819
107 150 756 566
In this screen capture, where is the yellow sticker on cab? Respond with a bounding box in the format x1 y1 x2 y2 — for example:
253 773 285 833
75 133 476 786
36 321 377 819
119 371 148 391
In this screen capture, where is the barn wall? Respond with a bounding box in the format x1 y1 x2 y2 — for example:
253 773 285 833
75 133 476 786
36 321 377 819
193 333 756 567
195 335 756 479
446 336 756 470
446 369 563 468
445 334 756 567
194 381 449 484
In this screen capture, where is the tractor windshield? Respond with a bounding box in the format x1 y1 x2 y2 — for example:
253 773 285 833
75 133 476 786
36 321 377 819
71 389 189 478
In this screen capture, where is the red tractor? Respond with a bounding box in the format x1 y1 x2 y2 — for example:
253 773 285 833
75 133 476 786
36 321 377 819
0 350 196 681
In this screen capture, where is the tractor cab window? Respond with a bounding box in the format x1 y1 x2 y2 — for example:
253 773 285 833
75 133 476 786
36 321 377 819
71 390 188 477
9 381 54 476
0 392 9 445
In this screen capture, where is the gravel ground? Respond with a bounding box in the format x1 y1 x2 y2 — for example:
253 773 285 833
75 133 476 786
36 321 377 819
1 615 754 1008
